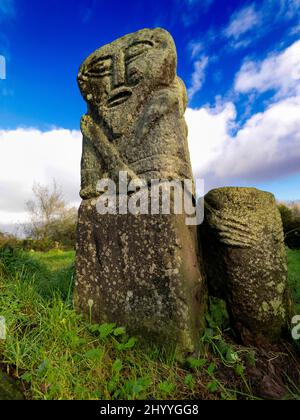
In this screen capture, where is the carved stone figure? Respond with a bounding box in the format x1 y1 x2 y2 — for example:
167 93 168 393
199 187 291 346
77 28 192 198
75 28 206 352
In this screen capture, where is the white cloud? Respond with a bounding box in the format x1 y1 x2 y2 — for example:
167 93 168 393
279 0 300 19
186 102 236 175
223 4 262 42
188 56 209 99
234 40 300 98
187 95 300 191
1 83 300 224
188 41 204 58
0 128 82 223
1 38 300 220
187 37 300 194
215 96 300 179
222 1 300 50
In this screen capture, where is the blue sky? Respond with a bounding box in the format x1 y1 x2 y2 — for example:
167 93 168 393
0 0 300 224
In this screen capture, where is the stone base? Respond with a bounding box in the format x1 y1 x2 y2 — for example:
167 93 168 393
199 187 291 346
75 199 206 353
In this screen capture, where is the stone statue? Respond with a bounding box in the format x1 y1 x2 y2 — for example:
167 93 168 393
77 28 192 198
75 28 206 353
199 187 291 346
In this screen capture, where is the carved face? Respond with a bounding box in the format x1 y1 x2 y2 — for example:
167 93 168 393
78 28 177 133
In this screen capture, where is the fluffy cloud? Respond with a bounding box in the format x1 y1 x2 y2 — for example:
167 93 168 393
0 96 299 224
187 35 298 196
222 1 300 50
186 102 236 175
187 56 209 99
187 95 300 191
0 128 82 223
1 32 300 225
188 41 204 59
235 40 300 98
223 4 262 43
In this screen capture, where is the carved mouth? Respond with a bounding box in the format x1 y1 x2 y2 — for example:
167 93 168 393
107 88 132 107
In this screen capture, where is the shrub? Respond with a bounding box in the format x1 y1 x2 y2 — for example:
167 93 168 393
278 203 300 249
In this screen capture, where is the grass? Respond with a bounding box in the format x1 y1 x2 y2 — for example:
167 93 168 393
0 247 75 301
0 247 299 400
287 248 300 314
32 249 75 272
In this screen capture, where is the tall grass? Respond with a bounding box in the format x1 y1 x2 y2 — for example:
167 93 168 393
0 247 74 300
287 248 300 314
0 247 299 400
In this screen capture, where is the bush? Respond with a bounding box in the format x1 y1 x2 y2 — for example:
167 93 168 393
21 238 56 252
0 230 62 253
25 182 77 249
286 229 300 250
0 232 20 249
278 203 300 249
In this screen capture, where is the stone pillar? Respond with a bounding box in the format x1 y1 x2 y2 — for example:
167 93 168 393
200 187 291 346
75 28 206 352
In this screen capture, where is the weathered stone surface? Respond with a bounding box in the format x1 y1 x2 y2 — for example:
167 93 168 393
199 187 291 346
75 202 206 351
75 28 206 352
77 27 192 198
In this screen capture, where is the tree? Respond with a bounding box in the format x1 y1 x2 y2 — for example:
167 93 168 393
47 207 78 248
25 181 77 248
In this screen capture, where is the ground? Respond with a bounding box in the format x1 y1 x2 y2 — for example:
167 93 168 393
0 247 299 400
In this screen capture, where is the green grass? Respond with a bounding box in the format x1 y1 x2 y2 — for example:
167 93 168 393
0 248 74 301
0 247 299 400
287 248 300 314
31 249 75 272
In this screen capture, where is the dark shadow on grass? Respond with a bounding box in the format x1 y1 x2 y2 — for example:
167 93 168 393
0 246 75 302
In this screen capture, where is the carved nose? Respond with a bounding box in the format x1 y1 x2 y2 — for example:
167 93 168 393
112 52 126 88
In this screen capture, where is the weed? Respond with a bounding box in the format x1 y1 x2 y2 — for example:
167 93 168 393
0 248 299 400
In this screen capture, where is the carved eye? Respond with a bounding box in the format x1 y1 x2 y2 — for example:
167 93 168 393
87 57 112 78
125 41 154 64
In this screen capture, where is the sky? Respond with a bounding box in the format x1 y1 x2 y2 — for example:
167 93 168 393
0 0 300 227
